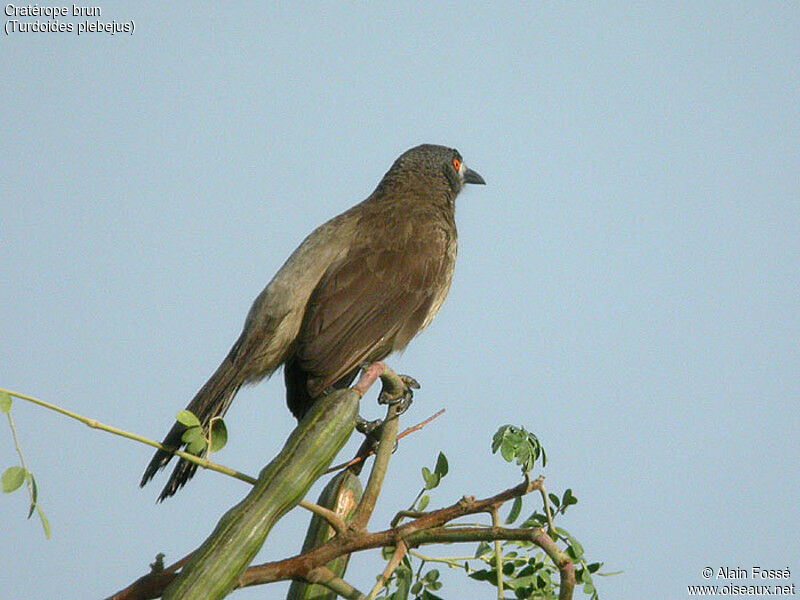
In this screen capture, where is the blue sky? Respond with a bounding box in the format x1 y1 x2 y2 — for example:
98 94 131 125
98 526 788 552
2 3 798 599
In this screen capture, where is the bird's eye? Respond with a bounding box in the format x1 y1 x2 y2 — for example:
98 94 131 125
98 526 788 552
452 158 461 172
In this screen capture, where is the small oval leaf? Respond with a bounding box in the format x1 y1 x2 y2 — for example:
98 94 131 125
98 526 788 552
181 426 204 445
176 410 201 428
434 452 448 477
209 419 228 453
2 466 27 493
505 496 522 524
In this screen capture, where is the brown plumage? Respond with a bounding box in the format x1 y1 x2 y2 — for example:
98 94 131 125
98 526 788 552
141 144 485 500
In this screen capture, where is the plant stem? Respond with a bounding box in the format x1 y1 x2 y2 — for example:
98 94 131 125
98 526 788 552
408 550 475 568
539 485 555 536
6 411 33 500
1 387 256 486
491 507 504 599
367 540 407 600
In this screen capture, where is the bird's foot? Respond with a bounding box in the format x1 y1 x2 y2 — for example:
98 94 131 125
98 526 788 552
377 373 419 416
356 416 383 436
356 415 386 455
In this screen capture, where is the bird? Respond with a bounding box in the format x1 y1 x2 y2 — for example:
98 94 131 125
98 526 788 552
140 143 485 500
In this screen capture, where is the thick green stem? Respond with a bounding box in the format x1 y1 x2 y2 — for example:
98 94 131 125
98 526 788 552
162 388 359 600
288 470 363 600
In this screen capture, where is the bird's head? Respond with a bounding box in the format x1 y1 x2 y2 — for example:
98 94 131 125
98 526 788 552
384 144 486 197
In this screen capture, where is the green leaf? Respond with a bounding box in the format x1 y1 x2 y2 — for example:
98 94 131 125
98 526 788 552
176 410 201 428
423 569 440 582
557 527 585 560
500 439 515 462
394 565 412 600
186 438 207 456
181 425 204 444
0 390 11 414
416 494 430 511
505 496 522 524
467 568 496 583
410 581 422 595
474 541 492 558
2 466 27 493
562 488 578 508
491 429 505 453
36 505 51 539
182 426 207 455
27 472 38 518
209 419 228 452
434 452 448 477
421 467 439 490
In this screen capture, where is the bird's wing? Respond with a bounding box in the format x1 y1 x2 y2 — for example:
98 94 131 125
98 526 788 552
294 227 452 396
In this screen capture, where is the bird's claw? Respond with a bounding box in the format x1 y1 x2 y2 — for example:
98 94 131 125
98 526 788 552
356 416 385 454
377 373 419 416
356 416 383 436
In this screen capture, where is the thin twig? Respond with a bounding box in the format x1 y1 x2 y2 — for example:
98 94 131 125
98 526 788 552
6 412 32 497
367 540 408 600
305 566 366 600
1 387 257 486
491 508 504 600
325 408 445 474
391 509 427 527
539 485 555 537
298 500 347 536
407 550 475 567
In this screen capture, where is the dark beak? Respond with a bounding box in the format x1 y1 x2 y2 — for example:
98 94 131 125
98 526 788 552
464 168 486 185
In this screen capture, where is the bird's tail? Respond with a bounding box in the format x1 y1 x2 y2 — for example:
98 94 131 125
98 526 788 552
140 355 244 501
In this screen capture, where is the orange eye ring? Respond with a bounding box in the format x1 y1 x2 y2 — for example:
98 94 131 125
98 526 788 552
453 158 461 172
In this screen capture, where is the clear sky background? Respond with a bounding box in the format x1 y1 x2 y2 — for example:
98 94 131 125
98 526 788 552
2 3 798 599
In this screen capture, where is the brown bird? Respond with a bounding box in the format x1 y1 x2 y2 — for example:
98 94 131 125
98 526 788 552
141 144 485 500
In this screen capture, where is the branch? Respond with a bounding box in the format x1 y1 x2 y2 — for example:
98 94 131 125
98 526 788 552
160 387 360 599
108 472 564 599
351 364 405 531
490 507 504 600
239 477 545 588
403 526 574 600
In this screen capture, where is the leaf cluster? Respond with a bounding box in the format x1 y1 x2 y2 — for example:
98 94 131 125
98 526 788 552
415 452 448 512
375 426 610 600
492 425 546 475
377 550 444 600
175 410 228 456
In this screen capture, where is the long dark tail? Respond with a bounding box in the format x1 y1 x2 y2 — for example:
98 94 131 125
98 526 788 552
140 355 244 501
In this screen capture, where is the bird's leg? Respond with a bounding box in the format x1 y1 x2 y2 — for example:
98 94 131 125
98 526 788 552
354 364 419 455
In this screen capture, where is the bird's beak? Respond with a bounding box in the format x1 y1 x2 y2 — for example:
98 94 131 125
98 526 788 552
463 168 486 185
